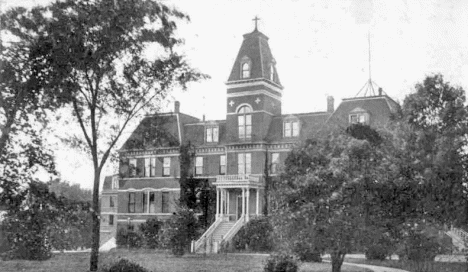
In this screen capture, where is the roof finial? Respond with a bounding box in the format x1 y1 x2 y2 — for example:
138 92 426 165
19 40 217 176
253 16 260 30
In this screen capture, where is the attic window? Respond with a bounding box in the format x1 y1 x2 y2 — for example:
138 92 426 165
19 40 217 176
242 62 250 78
283 120 299 138
206 126 219 143
270 63 275 81
349 108 370 125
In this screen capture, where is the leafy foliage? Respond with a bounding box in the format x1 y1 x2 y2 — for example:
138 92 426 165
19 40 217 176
116 228 143 249
99 258 150 272
139 218 163 249
233 217 274 252
263 253 298 272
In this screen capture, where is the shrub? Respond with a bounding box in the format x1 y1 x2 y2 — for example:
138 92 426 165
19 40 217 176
397 232 440 261
292 241 322 262
264 252 298 272
116 228 143 249
99 258 150 272
160 207 200 256
139 218 163 249
365 244 391 261
233 217 274 252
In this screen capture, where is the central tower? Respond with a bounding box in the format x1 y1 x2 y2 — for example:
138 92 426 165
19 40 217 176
225 24 283 143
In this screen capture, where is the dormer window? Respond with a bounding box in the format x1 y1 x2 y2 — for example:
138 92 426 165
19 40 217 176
206 126 219 143
349 108 370 124
240 56 251 79
270 63 275 81
283 120 299 138
238 105 252 140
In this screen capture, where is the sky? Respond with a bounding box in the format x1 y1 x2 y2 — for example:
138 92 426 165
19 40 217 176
2 0 468 189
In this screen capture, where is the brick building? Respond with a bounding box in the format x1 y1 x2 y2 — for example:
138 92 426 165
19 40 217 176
99 25 399 252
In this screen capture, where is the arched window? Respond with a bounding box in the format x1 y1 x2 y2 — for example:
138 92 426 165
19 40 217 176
238 105 252 140
270 64 275 81
242 62 250 78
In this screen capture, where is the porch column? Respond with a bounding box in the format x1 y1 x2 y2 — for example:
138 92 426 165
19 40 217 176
216 188 220 218
227 190 230 218
246 188 250 221
256 188 259 216
242 188 245 217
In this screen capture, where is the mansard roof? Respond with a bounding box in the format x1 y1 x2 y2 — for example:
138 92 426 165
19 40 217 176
327 95 400 128
266 112 331 142
183 120 227 146
120 112 199 151
227 29 282 87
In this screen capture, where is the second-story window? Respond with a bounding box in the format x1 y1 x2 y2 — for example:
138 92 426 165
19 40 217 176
219 155 226 175
283 120 299 137
109 215 114 226
195 156 203 176
163 157 171 176
144 157 156 177
206 126 219 143
238 153 251 175
129 158 137 177
128 192 135 213
271 153 280 174
238 106 252 140
109 196 114 207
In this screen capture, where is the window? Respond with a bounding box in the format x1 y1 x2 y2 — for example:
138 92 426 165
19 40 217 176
142 192 147 213
283 120 299 137
242 62 250 78
163 157 171 176
349 113 368 124
111 176 118 189
238 106 252 140
128 192 135 213
162 192 169 213
238 153 251 175
144 157 156 177
149 192 155 213
219 155 226 175
271 153 280 174
109 196 114 207
195 156 203 176
129 158 137 177
206 126 219 143
109 215 114 226
270 64 275 81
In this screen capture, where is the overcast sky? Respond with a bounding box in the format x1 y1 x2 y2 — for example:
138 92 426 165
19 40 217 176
3 0 468 189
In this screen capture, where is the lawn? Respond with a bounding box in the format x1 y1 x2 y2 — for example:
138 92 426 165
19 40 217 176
343 257 466 272
0 249 371 272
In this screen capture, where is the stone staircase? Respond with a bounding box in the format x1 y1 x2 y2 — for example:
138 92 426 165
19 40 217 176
194 221 236 254
211 221 236 243
446 227 468 252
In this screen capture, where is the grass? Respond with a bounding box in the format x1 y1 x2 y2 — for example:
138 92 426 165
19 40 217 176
0 249 370 272
343 257 467 272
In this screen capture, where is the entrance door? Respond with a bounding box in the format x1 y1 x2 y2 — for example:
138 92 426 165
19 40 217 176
236 195 242 220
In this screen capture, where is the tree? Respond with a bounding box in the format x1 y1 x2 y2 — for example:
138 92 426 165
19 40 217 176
11 1 206 270
271 128 395 272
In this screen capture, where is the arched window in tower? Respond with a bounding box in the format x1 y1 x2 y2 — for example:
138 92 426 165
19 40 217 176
237 105 252 140
270 64 275 81
242 62 250 78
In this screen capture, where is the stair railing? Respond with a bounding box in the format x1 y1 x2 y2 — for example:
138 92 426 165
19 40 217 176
193 218 222 253
451 226 468 242
220 215 245 246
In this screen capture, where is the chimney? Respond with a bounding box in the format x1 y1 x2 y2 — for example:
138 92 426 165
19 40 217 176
174 101 180 113
378 88 383 96
327 96 334 113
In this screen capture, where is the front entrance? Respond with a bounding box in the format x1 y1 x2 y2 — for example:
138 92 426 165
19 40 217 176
236 195 242 220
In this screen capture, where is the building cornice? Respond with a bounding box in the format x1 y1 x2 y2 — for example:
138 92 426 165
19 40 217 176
226 78 283 92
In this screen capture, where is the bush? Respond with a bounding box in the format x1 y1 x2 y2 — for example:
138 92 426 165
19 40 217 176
264 252 299 272
365 244 391 261
99 258 150 272
159 207 200 256
139 218 163 249
233 217 274 252
292 241 322 262
397 232 440 261
116 228 143 249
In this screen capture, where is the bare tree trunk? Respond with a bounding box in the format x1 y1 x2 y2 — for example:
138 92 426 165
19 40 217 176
89 169 101 271
331 250 345 272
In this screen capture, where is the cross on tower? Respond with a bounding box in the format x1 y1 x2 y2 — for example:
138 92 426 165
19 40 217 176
253 16 260 30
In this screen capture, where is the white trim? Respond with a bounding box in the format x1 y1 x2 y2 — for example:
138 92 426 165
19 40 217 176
125 153 180 159
235 103 253 113
227 110 274 116
119 188 180 192
258 38 264 78
227 89 281 101
226 79 283 94
122 177 180 180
